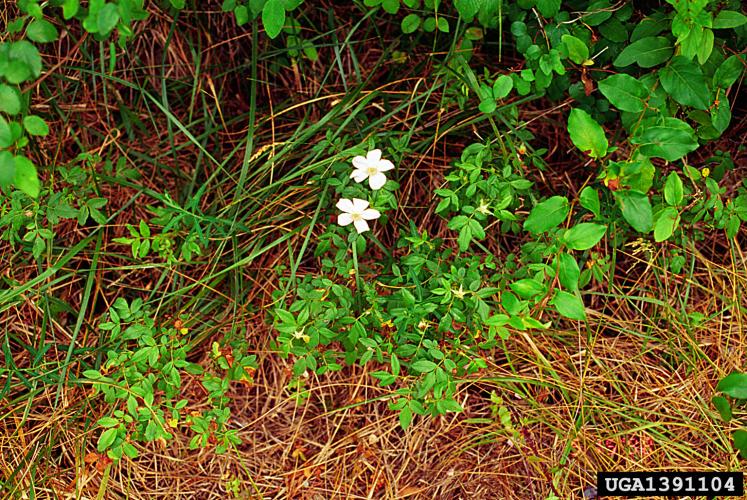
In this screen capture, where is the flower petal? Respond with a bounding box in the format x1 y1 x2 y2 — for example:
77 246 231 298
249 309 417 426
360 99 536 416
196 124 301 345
350 168 368 183
351 198 370 212
338 213 353 226
361 208 381 220
353 218 370 233
369 172 387 190
377 159 395 172
367 149 382 162
352 156 368 169
336 198 354 212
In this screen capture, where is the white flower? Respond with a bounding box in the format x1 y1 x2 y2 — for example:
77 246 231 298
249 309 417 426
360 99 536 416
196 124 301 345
350 149 394 190
337 198 381 234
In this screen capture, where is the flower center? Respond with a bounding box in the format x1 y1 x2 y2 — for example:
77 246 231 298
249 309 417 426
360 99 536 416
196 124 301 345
351 212 362 221
367 167 378 176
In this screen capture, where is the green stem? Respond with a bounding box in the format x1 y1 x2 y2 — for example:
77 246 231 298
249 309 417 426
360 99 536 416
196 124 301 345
352 235 362 311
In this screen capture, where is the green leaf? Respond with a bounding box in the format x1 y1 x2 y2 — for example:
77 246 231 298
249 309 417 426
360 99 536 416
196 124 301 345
615 191 652 233
536 0 560 18
556 252 580 292
734 430 747 459
98 417 120 428
664 171 683 206
381 0 399 14
391 353 400 376
411 360 437 373
712 10 747 29
401 13 421 33
0 151 15 189
123 442 139 458
63 0 80 19
97 3 120 37
653 206 679 242
454 0 480 19
9 41 42 79
713 55 743 89
712 395 732 422
579 187 600 217
568 108 608 159
0 115 13 148
510 278 545 299
436 16 449 33
262 0 285 39
13 156 40 198
523 196 569 234
717 372 747 399
97 427 118 451
492 75 513 99
478 98 496 114
613 36 672 68
659 56 710 110
551 290 586 320
563 223 607 250
561 34 588 64
399 405 413 430
631 124 699 161
0 85 22 115
598 74 649 113
23 115 49 136
26 19 59 42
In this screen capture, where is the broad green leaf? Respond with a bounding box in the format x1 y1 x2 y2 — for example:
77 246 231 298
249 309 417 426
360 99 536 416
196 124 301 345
664 172 683 206
9 41 42 78
478 98 496 114
401 13 421 33
23 115 49 136
436 16 449 33
615 191 652 233
713 55 743 89
717 372 747 399
712 396 732 422
262 0 285 39
523 196 569 234
97 417 120 428
510 278 545 299
97 3 120 37
598 74 649 113
696 28 714 65
654 206 679 242
26 19 59 42
555 252 580 292
536 0 560 18
411 360 437 373
712 10 747 29
579 186 600 217
734 430 747 459
564 223 607 250
97 427 118 451
399 405 412 430
0 151 15 189
561 34 588 64
613 36 672 68
659 56 710 110
551 290 586 320
63 0 80 19
0 85 22 115
631 125 699 161
492 75 513 99
381 0 399 14
568 108 608 159
711 97 731 134
454 0 480 19
0 115 13 148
